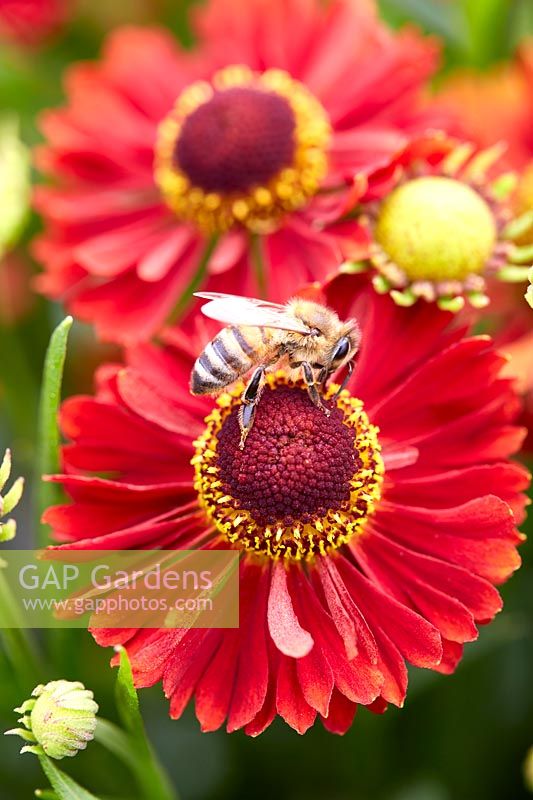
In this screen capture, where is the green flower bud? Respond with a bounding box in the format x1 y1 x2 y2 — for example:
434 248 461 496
0 449 24 542
5 680 98 759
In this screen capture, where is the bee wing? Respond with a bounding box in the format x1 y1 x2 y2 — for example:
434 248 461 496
194 292 312 334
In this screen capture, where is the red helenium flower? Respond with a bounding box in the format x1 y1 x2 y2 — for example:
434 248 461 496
0 0 70 46
34 0 444 343
44 278 530 735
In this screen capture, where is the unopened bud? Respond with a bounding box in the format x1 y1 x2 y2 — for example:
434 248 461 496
5 680 98 759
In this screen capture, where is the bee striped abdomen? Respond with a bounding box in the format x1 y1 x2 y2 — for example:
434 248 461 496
190 326 262 395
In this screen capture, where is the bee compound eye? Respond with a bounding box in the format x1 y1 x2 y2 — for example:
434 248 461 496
332 337 350 363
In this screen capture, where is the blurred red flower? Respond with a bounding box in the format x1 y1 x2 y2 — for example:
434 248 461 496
0 0 70 46
0 252 34 325
34 0 445 343
437 40 533 173
44 278 529 734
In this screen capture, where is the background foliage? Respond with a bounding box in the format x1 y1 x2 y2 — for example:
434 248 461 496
0 1 532 798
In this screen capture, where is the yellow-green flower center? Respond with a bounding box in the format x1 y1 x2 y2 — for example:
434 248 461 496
375 176 497 282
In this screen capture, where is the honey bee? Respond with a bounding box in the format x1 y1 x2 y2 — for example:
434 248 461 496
190 292 361 447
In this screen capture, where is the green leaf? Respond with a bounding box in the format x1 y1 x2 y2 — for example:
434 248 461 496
115 646 145 740
379 0 466 47
36 316 73 546
113 647 178 800
0 448 12 490
0 518 16 542
462 0 510 66
2 476 24 515
36 792 126 800
37 755 102 800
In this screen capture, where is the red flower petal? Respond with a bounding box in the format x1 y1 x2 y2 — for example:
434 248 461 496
227 564 270 732
195 633 240 733
267 562 314 658
164 629 222 719
117 369 203 439
316 558 378 663
276 656 317 735
376 496 522 583
435 639 464 675
320 689 357 735
338 557 443 669
293 571 384 706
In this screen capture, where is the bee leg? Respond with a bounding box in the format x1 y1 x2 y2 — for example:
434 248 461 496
317 366 328 390
332 359 355 399
238 366 266 449
302 361 331 417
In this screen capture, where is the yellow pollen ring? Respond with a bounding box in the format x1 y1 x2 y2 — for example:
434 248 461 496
192 372 384 562
154 65 331 234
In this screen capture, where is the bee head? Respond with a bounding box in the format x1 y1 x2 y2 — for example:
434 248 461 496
330 336 352 366
329 320 360 368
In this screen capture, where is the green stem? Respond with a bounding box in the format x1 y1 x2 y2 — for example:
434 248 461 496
95 719 177 800
250 233 267 298
114 647 178 800
166 234 220 326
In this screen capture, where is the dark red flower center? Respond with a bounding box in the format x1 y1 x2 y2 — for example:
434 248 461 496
215 385 357 525
174 87 296 194
194 375 382 560
155 68 331 233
